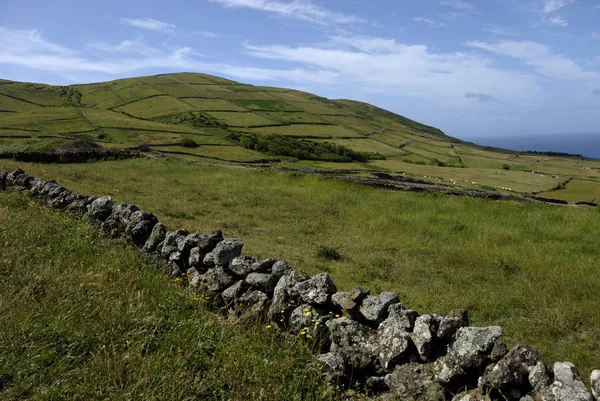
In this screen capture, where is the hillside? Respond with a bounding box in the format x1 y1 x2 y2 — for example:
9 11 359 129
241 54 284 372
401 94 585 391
2 72 600 202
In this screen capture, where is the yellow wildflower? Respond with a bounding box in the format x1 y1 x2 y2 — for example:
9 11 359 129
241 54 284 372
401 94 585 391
265 325 272 329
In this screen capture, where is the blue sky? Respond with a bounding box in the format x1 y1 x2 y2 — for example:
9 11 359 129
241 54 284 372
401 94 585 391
1 0 599 139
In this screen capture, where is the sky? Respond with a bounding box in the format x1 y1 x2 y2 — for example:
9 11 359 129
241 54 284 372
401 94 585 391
1 0 599 139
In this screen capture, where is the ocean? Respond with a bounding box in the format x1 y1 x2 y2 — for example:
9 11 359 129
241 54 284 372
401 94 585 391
459 133 600 160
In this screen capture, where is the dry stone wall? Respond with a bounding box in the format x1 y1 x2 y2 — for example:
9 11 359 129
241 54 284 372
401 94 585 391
2 167 599 401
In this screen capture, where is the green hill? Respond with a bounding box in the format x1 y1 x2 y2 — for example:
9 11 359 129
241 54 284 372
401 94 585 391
2 72 600 201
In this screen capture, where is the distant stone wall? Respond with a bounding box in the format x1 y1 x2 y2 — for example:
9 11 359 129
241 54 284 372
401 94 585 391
1 167 599 401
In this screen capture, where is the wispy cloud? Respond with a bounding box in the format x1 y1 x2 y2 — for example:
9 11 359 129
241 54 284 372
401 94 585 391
439 0 474 10
465 92 496 102
548 16 568 26
592 32 600 40
542 0 573 14
466 40 600 82
485 27 520 36
119 18 176 33
208 0 362 25
412 17 445 27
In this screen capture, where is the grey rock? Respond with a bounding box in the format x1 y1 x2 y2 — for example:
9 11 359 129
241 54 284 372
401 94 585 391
451 389 492 401
529 360 553 392
161 230 188 258
434 326 503 386
412 314 442 361
187 267 201 288
229 256 260 276
317 352 345 375
365 376 389 394
198 266 235 292
168 252 185 274
188 247 203 268
271 260 291 278
245 272 278 295
87 196 114 221
385 362 445 401
143 223 166 253
197 230 224 253
378 307 418 369
332 286 370 311
359 292 401 325
267 275 300 323
437 309 469 341
235 290 269 318
478 344 541 396
65 193 90 213
130 220 154 247
210 238 243 267
203 252 215 267
221 280 248 304
490 341 509 362
591 370 599 401
327 317 378 371
177 233 199 254
551 362 592 401
0 170 7 187
294 273 337 305
28 177 46 195
288 305 330 342
290 269 310 282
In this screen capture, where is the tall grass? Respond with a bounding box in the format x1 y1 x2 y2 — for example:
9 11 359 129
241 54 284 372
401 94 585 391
1 158 599 377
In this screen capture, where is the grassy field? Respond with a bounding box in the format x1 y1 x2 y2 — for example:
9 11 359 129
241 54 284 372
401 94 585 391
0 191 335 400
3 72 600 202
1 157 599 379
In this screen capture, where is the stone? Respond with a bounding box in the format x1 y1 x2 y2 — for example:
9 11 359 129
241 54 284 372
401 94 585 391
451 388 492 401
229 256 260 276
0 170 7 188
591 370 600 401
221 280 248 304
490 341 509 362
87 196 114 221
294 273 337 305
168 252 185 274
210 238 243 267
143 223 166 253
327 317 379 371
290 269 310 282
203 252 215 267
188 247 203 268
332 286 370 311
551 362 592 401
365 376 389 394
271 260 291 278
197 230 224 253
198 266 235 292
130 220 154 247
161 230 188 259
235 290 269 318
358 292 401 325
528 360 553 392
434 326 503 387
478 344 542 397
385 363 445 401
177 233 199 254
245 272 278 295
377 307 418 369
437 309 469 341
317 353 345 376
187 267 201 288
412 314 442 361
267 275 300 324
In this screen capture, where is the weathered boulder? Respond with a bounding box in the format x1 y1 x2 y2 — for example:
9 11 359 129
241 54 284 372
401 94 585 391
317 352 345 376
245 272 278 295
235 290 269 318
358 292 401 325
221 280 249 304
161 230 188 258
197 230 224 253
168 252 186 275
332 286 370 311
198 266 235 292
365 376 389 394
188 247 203 268
6 168 25 186
294 273 337 305
327 317 378 371
28 177 46 195
434 326 503 387
412 314 442 361
87 196 114 221
144 223 166 253
490 341 509 362
478 344 543 398
377 305 418 369
451 388 492 401
130 220 155 247
177 233 200 254
207 238 243 267
271 260 291 278
0 170 7 188
64 193 90 213
591 370 600 401
229 256 261 276
385 363 445 401
267 274 300 324
551 362 592 401
437 309 469 341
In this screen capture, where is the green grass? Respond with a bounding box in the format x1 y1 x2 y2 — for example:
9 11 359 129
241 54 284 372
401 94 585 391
0 191 335 400
258 112 327 124
538 179 600 203
235 125 361 138
116 96 196 119
151 144 275 162
1 158 599 379
181 98 247 111
314 138 404 156
206 111 276 127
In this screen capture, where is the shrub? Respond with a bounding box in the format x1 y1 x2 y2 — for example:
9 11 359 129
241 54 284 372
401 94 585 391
316 246 341 261
179 138 199 148
502 164 510 170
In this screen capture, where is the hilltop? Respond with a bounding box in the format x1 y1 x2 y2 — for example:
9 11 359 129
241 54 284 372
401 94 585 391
1 72 600 203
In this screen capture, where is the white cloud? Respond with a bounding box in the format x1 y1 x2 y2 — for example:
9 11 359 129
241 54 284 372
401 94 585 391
412 17 445 27
542 0 573 13
439 0 474 10
485 27 520 36
119 18 176 33
208 0 362 25
592 32 600 40
466 40 600 82
465 92 496 102
549 16 568 26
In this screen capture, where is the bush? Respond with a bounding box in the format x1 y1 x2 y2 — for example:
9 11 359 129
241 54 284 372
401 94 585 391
179 138 199 148
502 164 510 170
316 246 341 261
